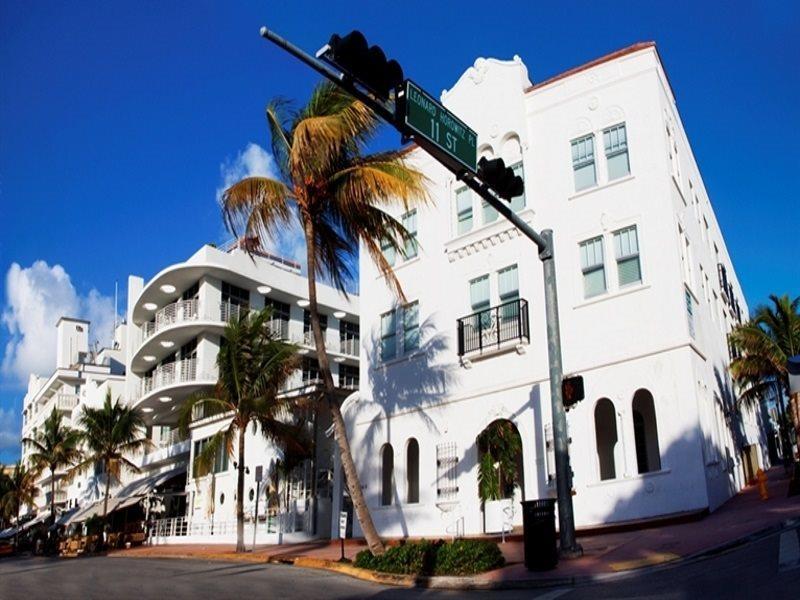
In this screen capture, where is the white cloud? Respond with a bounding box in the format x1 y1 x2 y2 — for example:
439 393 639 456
1 261 121 384
217 143 307 269
0 407 18 452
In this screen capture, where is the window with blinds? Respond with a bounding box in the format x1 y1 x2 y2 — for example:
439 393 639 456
571 134 596 191
580 236 606 298
603 123 630 180
380 237 396 267
456 187 473 234
402 301 419 354
401 209 418 259
613 226 641 287
498 265 519 320
481 198 498 225
509 162 526 211
380 310 397 361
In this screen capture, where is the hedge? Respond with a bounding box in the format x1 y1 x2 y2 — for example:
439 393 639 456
353 539 505 576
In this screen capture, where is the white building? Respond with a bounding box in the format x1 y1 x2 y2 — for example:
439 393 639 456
21 317 128 513
124 240 360 541
338 42 768 539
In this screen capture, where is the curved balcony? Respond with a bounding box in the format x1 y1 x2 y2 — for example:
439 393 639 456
132 301 247 373
134 357 216 424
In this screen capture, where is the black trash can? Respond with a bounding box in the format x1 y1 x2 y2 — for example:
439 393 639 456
520 498 558 571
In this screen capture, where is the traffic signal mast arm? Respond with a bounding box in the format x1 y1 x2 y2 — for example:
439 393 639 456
259 26 549 257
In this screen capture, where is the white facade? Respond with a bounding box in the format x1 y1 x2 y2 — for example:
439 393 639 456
124 241 360 539
341 43 768 539
21 318 128 512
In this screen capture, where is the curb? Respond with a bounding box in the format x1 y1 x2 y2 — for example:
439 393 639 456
105 517 800 590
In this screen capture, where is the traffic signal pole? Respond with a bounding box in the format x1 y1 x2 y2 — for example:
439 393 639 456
259 25 582 558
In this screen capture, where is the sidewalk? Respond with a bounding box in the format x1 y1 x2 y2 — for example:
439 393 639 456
111 467 799 587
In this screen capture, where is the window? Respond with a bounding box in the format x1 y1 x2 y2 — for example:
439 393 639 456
613 226 641 287
381 444 394 506
667 123 680 182
497 265 519 321
302 357 320 385
579 236 606 298
509 162 526 211
380 310 397 361
221 282 249 308
632 390 661 473
481 198 498 225
338 364 359 389
265 299 290 339
469 275 490 313
456 187 473 234
193 437 229 475
406 439 419 504
603 123 629 180
401 210 418 259
686 290 696 338
303 310 327 345
594 399 618 481
181 282 200 301
679 226 693 289
339 320 359 356
571 134 596 191
402 301 419 354
381 237 396 267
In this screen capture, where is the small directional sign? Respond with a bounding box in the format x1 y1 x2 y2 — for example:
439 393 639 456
402 80 477 172
339 511 348 539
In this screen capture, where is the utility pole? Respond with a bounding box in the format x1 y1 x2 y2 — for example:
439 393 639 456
258 26 582 557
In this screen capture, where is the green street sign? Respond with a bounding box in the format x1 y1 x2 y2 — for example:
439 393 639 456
402 80 477 172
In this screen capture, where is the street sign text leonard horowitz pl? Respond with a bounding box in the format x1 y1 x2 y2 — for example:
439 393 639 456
402 80 477 172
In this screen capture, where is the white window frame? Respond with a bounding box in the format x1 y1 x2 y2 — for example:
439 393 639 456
571 134 597 192
579 236 606 298
603 122 630 181
612 225 641 288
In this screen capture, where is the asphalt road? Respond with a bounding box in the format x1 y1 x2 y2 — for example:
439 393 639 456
0 525 797 599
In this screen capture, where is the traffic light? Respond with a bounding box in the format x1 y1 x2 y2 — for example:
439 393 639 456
562 375 585 411
477 157 524 200
323 31 404 100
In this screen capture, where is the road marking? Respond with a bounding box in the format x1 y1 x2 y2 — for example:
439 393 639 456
536 589 571 600
778 528 800 572
609 552 681 571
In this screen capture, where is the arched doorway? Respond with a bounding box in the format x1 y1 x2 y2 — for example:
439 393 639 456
632 389 661 473
477 419 524 533
594 398 618 481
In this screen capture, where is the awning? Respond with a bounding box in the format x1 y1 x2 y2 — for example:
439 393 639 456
113 465 187 498
64 501 103 525
20 512 49 530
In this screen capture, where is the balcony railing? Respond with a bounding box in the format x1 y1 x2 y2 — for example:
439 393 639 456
158 428 188 448
140 357 203 398
292 331 359 357
143 298 200 341
457 298 529 357
55 393 79 411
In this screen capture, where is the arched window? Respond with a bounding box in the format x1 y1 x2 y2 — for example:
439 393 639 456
406 439 419 503
594 398 618 480
632 389 661 473
381 444 394 506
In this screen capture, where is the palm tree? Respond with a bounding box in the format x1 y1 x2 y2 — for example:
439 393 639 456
730 294 800 456
0 466 9 530
22 407 82 523
71 390 151 525
222 82 428 555
179 308 303 553
0 462 38 548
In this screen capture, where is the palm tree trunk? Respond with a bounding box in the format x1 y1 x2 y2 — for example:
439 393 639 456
236 428 246 553
50 467 56 524
303 219 384 556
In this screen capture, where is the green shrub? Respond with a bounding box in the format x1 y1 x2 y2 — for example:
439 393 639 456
433 539 505 575
353 538 504 576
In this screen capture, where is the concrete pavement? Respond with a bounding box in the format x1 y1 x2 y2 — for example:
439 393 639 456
111 467 799 588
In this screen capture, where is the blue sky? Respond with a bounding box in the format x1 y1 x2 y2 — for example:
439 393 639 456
1 1 798 462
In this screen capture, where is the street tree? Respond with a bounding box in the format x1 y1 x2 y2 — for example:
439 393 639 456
178 308 303 553
222 81 428 555
22 407 82 523
0 462 38 548
71 390 151 526
730 294 800 454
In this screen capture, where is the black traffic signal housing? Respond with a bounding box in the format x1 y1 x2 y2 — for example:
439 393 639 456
562 375 585 411
477 157 524 201
323 31 404 100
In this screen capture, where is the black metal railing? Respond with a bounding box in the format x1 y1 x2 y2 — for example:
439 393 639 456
457 298 529 357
